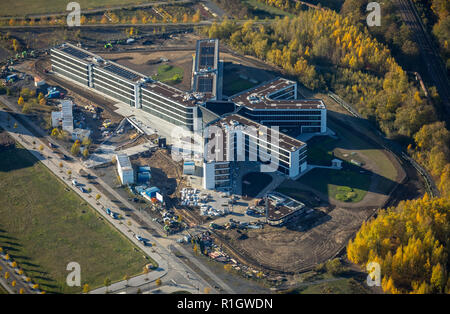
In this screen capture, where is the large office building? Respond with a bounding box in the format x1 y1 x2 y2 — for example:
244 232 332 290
203 114 307 189
51 43 203 131
50 41 327 191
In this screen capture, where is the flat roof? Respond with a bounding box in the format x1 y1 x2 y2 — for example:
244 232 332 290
193 39 219 97
116 154 132 170
230 77 325 110
143 81 211 107
212 114 306 152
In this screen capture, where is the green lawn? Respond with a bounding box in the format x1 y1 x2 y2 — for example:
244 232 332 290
0 143 153 293
153 64 183 85
299 168 371 203
1 0 147 16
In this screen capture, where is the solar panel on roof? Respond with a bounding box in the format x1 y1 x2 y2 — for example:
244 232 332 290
104 64 139 81
200 46 214 55
61 47 90 59
198 77 213 93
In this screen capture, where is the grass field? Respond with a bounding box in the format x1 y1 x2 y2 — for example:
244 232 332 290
1 0 147 16
0 142 153 294
153 64 183 85
299 168 371 203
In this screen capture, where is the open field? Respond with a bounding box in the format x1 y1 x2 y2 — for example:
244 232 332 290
1 0 148 17
0 140 151 293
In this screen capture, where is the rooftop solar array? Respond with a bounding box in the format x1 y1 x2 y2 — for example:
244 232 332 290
200 56 215 67
201 46 215 55
61 46 90 60
104 64 140 81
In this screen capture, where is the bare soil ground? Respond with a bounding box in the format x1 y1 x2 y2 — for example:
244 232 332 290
219 206 375 273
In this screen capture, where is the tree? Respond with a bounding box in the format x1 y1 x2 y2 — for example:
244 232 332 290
155 278 162 287
17 96 24 106
82 283 90 293
39 144 44 152
51 128 60 137
11 280 16 287
82 137 91 148
82 148 89 159
192 10 201 23
71 142 80 156
4 272 10 280
39 97 46 106
95 194 101 201
182 13 189 23
224 264 232 272
143 266 149 280
123 274 130 286
431 264 446 293
22 102 32 114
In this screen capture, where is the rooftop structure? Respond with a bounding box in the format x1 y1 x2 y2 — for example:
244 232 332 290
231 77 325 110
116 154 134 185
265 192 307 226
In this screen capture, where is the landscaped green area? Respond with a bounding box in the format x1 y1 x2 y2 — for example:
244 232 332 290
300 168 371 203
0 143 153 293
1 0 146 16
153 64 183 85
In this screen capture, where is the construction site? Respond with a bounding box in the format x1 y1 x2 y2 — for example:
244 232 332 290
0 28 426 291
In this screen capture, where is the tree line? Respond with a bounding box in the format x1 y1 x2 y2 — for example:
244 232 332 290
347 194 449 293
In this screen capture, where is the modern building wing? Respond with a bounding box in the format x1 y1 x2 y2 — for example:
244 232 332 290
203 114 307 189
192 39 222 100
51 43 205 131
